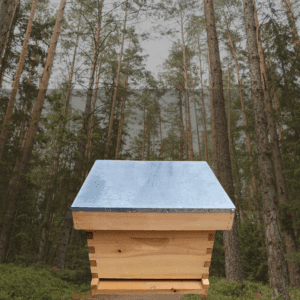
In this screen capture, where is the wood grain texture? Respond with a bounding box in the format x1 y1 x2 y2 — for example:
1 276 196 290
87 230 214 279
202 279 209 288
91 279 209 295
73 211 234 231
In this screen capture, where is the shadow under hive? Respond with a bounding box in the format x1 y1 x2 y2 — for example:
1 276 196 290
71 160 236 296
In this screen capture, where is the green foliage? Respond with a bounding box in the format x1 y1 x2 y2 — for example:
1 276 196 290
0 264 299 300
0 263 92 300
209 230 225 278
181 276 300 300
238 220 269 285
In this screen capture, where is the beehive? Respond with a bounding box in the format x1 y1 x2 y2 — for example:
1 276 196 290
71 160 235 296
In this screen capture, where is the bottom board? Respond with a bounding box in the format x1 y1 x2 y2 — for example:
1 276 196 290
91 279 209 295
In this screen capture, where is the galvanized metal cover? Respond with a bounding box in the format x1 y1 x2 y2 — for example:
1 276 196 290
71 160 236 213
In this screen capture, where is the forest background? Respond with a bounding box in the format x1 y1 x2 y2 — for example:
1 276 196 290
0 0 300 299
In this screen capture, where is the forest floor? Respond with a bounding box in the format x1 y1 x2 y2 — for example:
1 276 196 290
76 295 188 300
1 263 300 300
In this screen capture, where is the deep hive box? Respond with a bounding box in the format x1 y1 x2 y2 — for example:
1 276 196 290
71 160 235 296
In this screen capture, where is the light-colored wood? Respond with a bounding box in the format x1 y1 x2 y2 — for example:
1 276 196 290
87 230 214 279
202 279 209 288
91 279 209 295
72 211 234 231
91 278 99 290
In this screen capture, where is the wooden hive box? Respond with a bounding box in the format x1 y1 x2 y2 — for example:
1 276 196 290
71 160 235 297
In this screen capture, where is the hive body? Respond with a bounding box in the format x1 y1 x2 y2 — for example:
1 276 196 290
71 160 235 296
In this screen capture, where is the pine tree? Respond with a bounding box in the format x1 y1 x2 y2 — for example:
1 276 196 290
243 0 290 298
204 0 244 283
55 0 105 269
0 0 38 159
0 0 18 62
221 2 264 247
0 0 67 264
104 0 128 158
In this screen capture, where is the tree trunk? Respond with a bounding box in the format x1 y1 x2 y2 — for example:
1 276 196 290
104 0 128 159
0 0 18 63
14 40 38 173
0 61 5 88
0 0 37 159
227 66 231 159
86 49 104 168
204 0 244 282
0 0 18 88
278 57 300 139
142 102 146 160
146 102 150 161
282 0 300 55
188 54 201 160
268 55 299 247
178 67 188 160
4 205 18 262
198 40 210 165
245 182 252 221
177 80 184 161
152 121 155 159
207 50 217 175
180 7 194 161
156 97 163 158
184 94 189 159
54 0 104 270
268 57 283 141
232 140 245 225
253 0 300 287
0 0 67 265
222 6 264 246
243 0 290 298
83 48 105 181
115 59 129 159
37 10 83 263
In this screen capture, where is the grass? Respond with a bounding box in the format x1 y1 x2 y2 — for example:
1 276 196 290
0 262 299 299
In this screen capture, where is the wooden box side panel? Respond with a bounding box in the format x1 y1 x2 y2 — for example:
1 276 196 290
87 230 215 279
91 279 209 295
73 212 234 231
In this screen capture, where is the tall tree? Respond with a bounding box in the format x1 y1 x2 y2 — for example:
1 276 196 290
54 0 105 269
207 50 217 174
83 48 105 179
267 56 283 141
104 0 128 158
198 38 210 165
231 139 245 225
227 64 231 159
221 4 264 247
179 67 188 160
281 0 300 56
188 54 201 160
142 98 146 160
0 0 38 159
252 0 300 287
0 0 18 88
37 3 84 263
177 72 185 160
204 0 244 282
156 97 164 158
243 0 290 298
0 0 67 264
115 59 129 159
14 39 38 172
180 3 194 160
0 0 18 63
